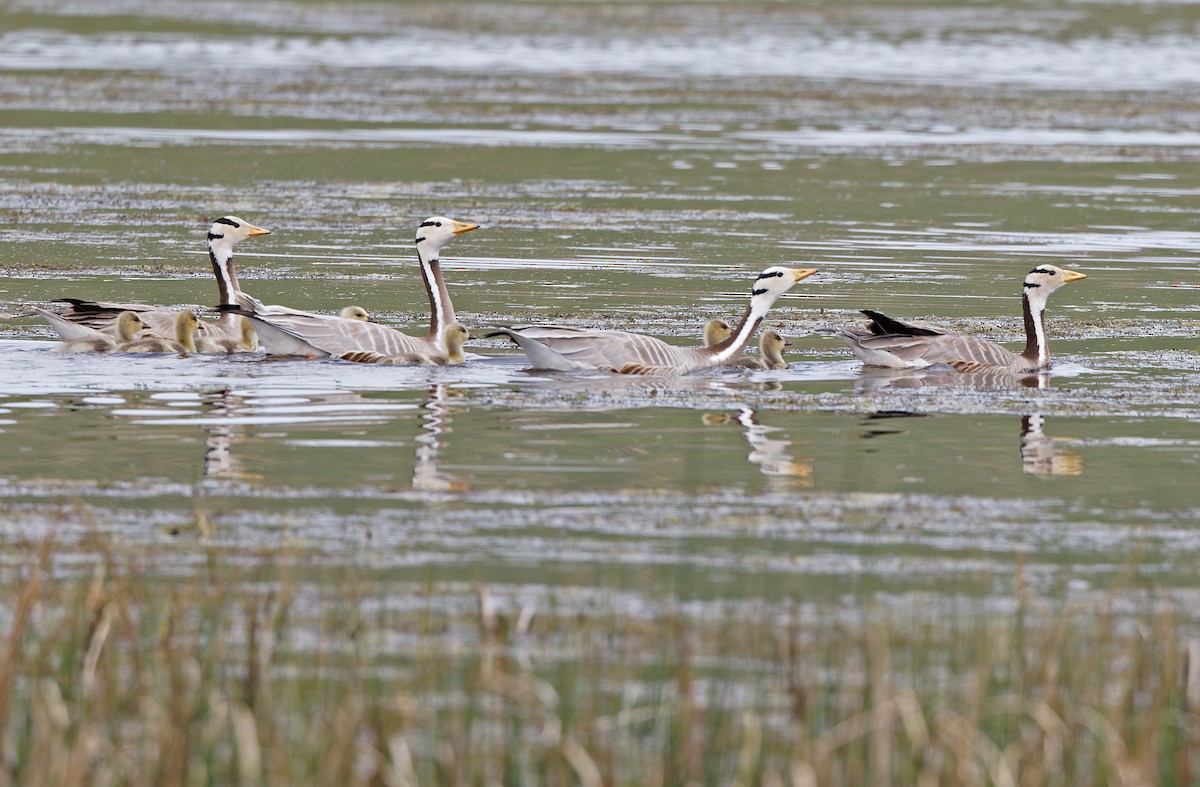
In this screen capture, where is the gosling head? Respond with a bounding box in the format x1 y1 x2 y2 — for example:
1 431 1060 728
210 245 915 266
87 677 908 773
340 305 371 321
703 318 732 348
115 311 144 342
172 310 201 353
442 322 474 364
760 330 791 368
414 216 479 259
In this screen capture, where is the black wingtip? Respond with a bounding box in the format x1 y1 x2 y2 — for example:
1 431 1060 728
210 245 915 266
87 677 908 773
860 309 941 337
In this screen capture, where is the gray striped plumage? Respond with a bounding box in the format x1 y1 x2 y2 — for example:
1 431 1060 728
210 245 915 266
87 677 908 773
491 266 816 375
833 264 1086 373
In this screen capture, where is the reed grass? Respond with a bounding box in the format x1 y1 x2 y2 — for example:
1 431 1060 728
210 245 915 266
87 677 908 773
0 531 1196 786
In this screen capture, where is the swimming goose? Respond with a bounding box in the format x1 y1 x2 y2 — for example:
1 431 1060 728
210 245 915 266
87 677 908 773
36 308 144 352
703 318 732 347
338 324 474 365
122 310 202 353
735 330 791 370
55 216 270 349
234 217 479 357
831 264 1086 372
490 266 816 374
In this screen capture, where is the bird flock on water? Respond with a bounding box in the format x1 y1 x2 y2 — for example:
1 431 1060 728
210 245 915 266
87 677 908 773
33 216 1087 376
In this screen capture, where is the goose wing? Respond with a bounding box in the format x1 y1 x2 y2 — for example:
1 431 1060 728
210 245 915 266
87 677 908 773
491 325 706 372
53 299 237 341
235 293 431 357
35 308 118 348
842 330 1024 370
860 310 948 337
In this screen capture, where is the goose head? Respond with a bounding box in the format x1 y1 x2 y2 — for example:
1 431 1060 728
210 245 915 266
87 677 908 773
414 216 479 259
750 267 816 312
442 322 474 364
207 216 270 247
340 305 372 321
703 318 732 348
174 310 202 351
1022 264 1086 307
115 311 145 342
760 330 791 368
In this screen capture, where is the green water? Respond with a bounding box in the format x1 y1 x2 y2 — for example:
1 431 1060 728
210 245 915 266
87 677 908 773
3 0 1200 754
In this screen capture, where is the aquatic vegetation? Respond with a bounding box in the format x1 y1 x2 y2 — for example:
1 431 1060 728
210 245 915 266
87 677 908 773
0 532 1196 785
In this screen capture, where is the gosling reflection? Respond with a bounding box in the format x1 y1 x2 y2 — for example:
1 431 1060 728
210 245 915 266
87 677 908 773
704 407 812 487
1021 414 1083 477
413 383 468 492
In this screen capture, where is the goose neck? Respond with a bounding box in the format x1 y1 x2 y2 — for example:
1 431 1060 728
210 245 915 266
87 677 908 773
417 244 456 347
708 305 762 364
1020 289 1050 368
208 241 240 305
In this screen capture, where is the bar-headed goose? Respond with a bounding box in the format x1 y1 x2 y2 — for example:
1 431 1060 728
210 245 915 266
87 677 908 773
831 264 1086 372
55 216 270 350
122 310 202 353
36 308 144 352
735 330 791 370
490 266 816 374
234 217 478 357
338 324 474 365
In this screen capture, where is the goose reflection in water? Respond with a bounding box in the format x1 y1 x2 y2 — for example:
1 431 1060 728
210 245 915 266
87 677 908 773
203 389 257 480
413 383 468 492
703 407 812 487
851 367 1083 477
1021 414 1083 477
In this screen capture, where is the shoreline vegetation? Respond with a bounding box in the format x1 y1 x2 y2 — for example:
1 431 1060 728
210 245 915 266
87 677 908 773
1 530 1196 786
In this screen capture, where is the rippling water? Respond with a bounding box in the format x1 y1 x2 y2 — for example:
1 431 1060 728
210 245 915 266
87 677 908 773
2 0 1200 707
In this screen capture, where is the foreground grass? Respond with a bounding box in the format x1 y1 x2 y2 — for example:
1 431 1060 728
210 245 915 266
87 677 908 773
0 533 1197 787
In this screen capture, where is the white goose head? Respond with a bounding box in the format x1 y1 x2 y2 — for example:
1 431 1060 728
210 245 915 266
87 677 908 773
1022 264 1086 307
751 267 816 311
414 217 478 260
207 216 270 251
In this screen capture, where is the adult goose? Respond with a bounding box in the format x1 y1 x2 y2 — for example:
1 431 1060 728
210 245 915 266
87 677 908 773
735 330 791 370
490 266 816 374
338 324 474 365
36 308 144 352
234 217 478 357
54 216 270 349
831 264 1086 372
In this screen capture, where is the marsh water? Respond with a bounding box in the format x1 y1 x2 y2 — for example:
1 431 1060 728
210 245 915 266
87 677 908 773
3 0 1200 739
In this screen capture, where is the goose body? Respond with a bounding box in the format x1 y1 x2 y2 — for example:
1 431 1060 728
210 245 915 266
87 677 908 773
338 324 474 365
491 267 816 375
833 265 1086 372
236 217 478 357
735 330 791 370
37 309 144 352
121 310 201 354
55 216 270 349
